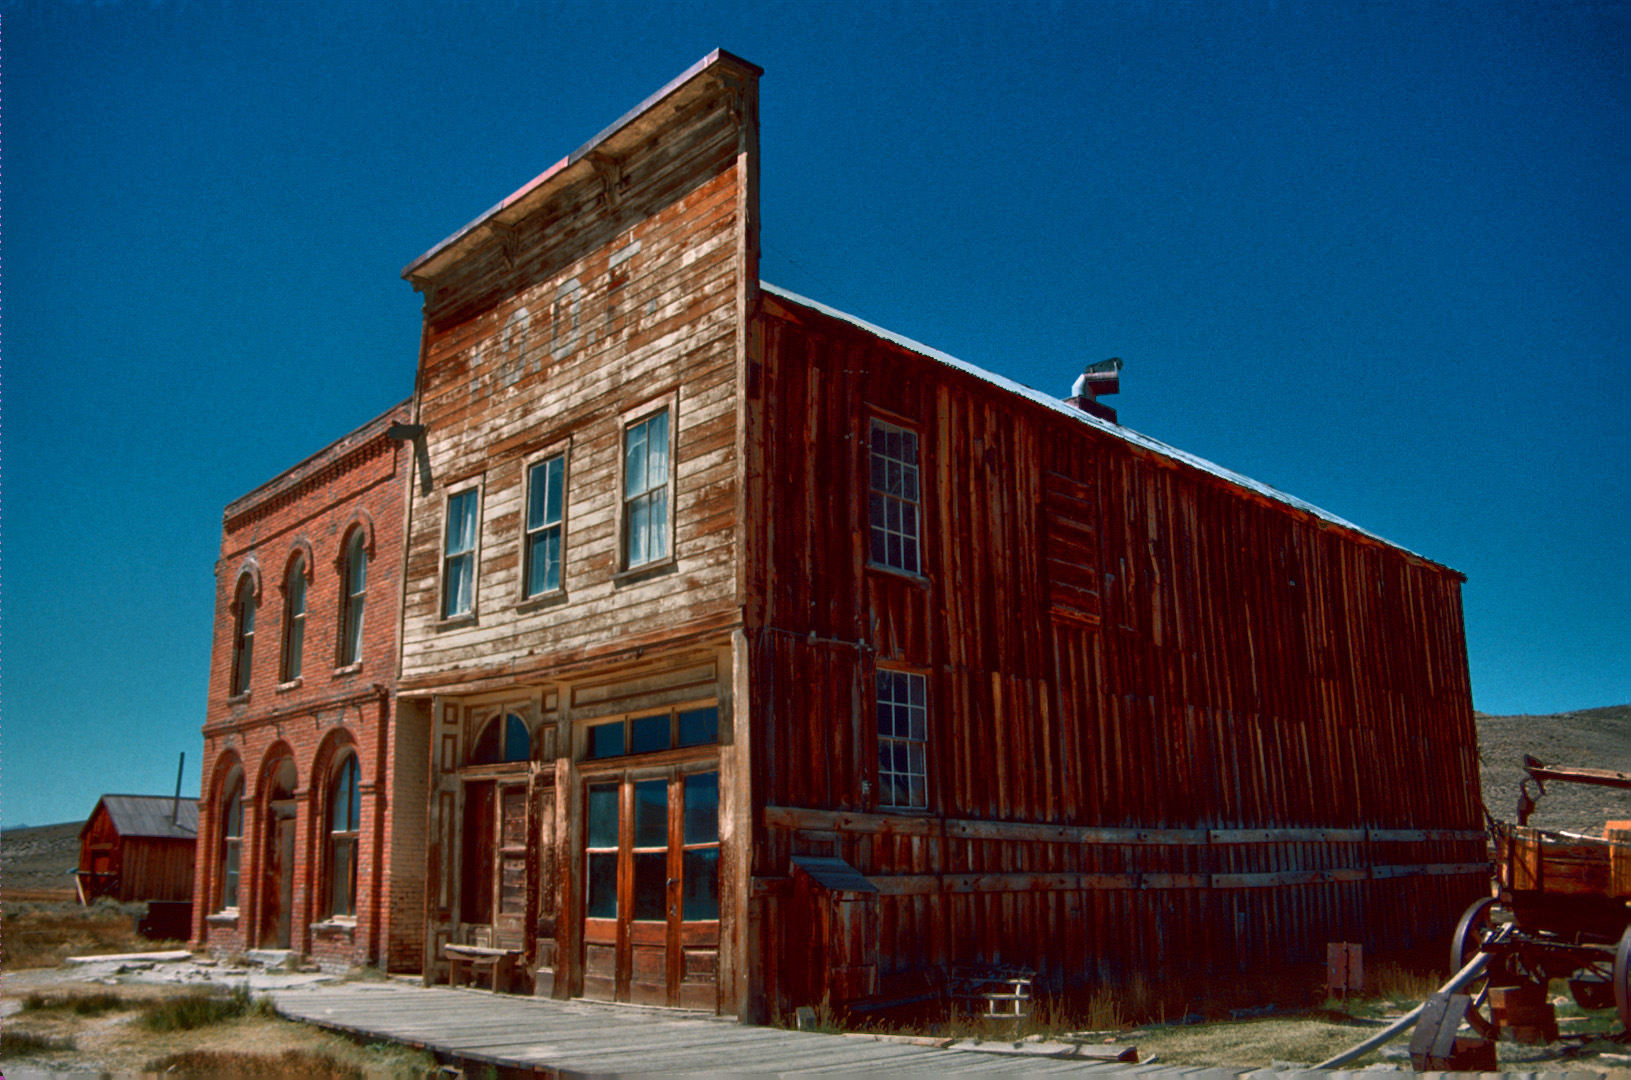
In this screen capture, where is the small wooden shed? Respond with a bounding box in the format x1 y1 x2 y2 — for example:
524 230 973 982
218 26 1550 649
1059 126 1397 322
78 795 199 904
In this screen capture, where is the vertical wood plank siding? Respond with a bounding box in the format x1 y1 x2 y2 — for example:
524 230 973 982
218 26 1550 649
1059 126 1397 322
747 297 1483 1006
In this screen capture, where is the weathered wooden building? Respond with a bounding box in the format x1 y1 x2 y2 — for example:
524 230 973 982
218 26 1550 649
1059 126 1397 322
78 795 198 905
394 50 1483 1022
193 402 429 971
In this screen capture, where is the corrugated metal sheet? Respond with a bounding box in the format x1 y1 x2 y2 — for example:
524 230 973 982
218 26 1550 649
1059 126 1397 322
761 283 1453 574
89 795 199 840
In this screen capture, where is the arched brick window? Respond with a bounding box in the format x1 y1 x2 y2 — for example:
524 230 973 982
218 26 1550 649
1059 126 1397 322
339 530 367 666
281 554 307 682
217 767 244 910
326 753 361 917
231 576 257 696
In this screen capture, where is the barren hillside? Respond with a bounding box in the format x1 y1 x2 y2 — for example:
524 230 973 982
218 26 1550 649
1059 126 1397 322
2 821 84 899
1476 704 1631 835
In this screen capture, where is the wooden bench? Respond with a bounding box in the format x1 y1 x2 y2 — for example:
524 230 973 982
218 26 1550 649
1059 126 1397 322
444 944 520 993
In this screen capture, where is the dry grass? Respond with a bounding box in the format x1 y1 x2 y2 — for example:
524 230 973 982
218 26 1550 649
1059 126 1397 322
144 1047 368 1078
0 897 179 969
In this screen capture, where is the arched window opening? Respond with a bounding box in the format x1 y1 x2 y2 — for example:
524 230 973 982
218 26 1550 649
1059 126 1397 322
340 531 367 666
281 555 307 682
231 577 256 696
218 769 244 910
470 713 530 766
327 754 360 918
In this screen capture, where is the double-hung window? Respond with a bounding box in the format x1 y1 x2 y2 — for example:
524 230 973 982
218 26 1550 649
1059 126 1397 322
876 669 928 809
868 419 922 575
281 556 306 682
443 487 480 619
339 531 367 666
622 409 671 569
525 453 566 597
218 770 243 909
231 577 256 696
326 754 360 918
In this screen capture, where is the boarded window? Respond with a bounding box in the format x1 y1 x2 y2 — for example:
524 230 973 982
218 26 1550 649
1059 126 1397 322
868 419 921 575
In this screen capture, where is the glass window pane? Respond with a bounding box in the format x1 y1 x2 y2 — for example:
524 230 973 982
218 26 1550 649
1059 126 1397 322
683 772 718 845
682 848 719 920
527 461 549 530
587 851 618 919
633 851 667 921
348 535 368 594
586 783 619 848
628 498 649 566
546 456 565 522
587 722 624 761
222 843 240 909
625 424 646 497
647 489 668 561
504 714 530 762
677 707 718 748
633 779 667 848
330 837 356 917
648 411 669 485
630 713 670 755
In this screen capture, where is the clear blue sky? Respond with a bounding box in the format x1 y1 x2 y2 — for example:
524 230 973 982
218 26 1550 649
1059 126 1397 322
4 1 1626 828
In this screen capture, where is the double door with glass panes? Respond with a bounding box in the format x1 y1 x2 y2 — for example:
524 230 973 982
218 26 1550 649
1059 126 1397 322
582 768 719 1008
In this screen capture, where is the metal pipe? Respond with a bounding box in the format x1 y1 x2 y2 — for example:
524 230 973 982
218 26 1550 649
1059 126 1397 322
1312 951 1489 1070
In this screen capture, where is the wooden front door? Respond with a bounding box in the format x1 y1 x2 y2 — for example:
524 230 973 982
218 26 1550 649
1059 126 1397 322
264 810 294 949
459 777 530 953
582 768 720 1008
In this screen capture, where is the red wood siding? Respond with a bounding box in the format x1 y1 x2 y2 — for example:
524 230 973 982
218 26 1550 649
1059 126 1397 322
745 295 1483 1011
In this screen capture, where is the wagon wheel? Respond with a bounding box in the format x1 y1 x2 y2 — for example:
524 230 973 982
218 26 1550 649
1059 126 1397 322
1449 896 1505 1037
1615 925 1631 1033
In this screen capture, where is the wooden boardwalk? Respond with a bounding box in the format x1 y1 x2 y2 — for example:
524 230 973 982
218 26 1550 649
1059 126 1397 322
269 982 1199 1076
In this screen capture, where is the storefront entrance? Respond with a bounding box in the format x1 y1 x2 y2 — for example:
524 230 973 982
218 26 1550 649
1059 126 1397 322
582 767 719 1008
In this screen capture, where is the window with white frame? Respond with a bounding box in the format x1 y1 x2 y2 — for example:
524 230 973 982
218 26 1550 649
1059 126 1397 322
281 555 306 682
326 753 360 918
231 576 256 696
868 419 922 575
217 768 243 910
876 669 927 809
442 487 479 618
622 409 670 569
525 453 566 597
339 531 367 665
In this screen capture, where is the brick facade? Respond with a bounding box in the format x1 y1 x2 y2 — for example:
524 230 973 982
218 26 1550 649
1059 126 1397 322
192 401 424 972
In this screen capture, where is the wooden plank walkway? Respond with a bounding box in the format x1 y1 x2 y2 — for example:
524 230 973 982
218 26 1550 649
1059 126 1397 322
267 982 1613 1078
268 982 1172 1076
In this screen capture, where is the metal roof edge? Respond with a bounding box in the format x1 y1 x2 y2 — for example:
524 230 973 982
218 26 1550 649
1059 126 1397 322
760 283 1462 579
402 49 761 282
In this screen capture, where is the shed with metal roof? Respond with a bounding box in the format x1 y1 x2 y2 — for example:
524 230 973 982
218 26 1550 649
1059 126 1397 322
77 794 198 905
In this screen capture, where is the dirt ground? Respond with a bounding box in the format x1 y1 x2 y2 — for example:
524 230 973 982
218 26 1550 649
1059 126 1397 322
0 958 436 1078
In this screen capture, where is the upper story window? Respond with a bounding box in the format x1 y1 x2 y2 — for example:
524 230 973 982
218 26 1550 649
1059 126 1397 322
869 419 922 575
525 453 566 597
622 409 671 569
340 531 367 665
876 669 927 809
442 487 480 619
230 576 256 696
217 768 244 910
281 555 307 682
326 753 360 918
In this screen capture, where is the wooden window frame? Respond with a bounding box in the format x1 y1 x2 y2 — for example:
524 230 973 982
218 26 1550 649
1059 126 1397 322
216 769 244 912
230 575 257 698
614 391 679 578
324 752 361 921
577 700 719 772
866 417 924 578
439 482 483 623
337 530 368 668
280 553 308 685
520 440 571 605
875 668 929 810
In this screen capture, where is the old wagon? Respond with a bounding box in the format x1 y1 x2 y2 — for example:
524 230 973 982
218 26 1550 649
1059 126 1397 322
1450 756 1631 1037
